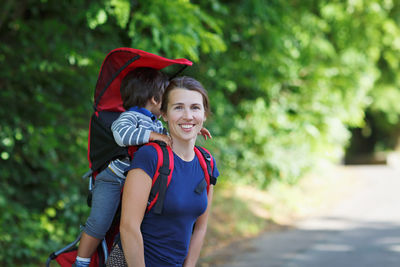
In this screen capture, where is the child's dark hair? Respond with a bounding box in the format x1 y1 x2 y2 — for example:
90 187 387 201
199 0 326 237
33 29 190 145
120 67 169 110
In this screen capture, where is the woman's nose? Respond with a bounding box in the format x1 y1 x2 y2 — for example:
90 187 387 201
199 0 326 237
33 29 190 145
183 108 193 119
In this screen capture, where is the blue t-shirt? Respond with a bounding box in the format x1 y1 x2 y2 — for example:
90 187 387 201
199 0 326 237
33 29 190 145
126 145 219 266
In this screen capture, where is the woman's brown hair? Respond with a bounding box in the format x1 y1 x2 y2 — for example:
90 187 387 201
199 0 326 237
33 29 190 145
161 76 210 117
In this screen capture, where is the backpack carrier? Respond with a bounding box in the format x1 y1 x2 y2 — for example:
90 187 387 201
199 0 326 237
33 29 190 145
48 141 216 267
46 48 217 267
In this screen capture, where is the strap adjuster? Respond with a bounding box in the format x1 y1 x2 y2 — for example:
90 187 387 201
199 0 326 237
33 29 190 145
210 176 217 185
158 166 170 176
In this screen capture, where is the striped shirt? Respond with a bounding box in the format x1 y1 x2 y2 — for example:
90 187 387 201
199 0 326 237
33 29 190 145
108 109 165 178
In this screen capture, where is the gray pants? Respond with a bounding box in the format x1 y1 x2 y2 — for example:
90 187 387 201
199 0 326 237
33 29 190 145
84 167 125 239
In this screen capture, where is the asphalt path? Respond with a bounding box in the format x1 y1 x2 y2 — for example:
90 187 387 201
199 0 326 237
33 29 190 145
214 165 400 267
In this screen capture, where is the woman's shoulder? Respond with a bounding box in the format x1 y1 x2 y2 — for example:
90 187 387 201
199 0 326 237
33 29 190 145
194 146 219 178
135 143 159 158
195 146 216 162
128 143 161 179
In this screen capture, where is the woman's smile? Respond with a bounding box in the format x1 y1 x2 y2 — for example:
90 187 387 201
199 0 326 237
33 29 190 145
180 123 195 131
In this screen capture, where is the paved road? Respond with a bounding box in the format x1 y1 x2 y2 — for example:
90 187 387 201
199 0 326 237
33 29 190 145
214 165 400 267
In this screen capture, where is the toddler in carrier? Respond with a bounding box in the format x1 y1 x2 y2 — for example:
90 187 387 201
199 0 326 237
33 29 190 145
74 67 210 267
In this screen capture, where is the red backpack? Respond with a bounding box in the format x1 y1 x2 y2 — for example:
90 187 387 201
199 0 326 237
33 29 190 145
51 141 216 267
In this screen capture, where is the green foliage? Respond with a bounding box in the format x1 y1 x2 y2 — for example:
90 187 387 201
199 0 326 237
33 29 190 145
0 0 225 264
126 0 226 60
0 1 104 264
1 0 400 264
197 0 400 187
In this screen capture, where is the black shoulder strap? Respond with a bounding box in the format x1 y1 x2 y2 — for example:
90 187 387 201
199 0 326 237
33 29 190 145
147 141 172 215
195 146 217 186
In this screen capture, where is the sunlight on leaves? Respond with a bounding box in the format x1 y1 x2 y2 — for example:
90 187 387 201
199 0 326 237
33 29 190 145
87 9 107 29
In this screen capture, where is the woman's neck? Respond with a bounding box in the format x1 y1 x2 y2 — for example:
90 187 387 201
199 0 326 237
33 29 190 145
171 138 196 161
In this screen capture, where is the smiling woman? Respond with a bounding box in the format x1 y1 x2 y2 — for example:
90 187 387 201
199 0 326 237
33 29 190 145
114 76 219 267
160 77 211 159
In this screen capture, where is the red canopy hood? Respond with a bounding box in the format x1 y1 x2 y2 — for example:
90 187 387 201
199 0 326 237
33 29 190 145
94 47 193 112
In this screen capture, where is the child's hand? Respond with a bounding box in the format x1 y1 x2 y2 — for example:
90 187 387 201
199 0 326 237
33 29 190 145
199 127 212 140
150 132 172 147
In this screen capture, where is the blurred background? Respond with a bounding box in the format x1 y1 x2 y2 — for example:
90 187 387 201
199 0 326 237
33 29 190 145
1 0 400 265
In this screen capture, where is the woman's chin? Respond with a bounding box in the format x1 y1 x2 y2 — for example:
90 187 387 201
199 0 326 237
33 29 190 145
172 133 198 143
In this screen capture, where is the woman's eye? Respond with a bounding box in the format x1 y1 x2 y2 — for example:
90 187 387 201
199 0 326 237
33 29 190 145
174 106 183 110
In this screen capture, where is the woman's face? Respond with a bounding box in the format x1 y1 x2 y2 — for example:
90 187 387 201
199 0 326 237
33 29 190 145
163 88 206 143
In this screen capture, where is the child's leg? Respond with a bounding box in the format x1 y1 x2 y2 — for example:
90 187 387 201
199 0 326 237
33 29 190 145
76 167 125 261
76 232 101 258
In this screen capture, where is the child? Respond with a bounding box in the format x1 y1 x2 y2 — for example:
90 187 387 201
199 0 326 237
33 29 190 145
74 67 171 267
74 67 210 267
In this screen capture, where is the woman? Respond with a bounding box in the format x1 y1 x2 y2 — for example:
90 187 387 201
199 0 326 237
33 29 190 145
119 76 219 266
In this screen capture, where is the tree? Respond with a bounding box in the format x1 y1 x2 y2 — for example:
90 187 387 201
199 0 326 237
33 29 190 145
2 0 400 264
0 0 224 264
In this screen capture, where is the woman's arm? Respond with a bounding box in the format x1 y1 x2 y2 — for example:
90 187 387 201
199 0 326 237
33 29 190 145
120 168 152 267
183 186 214 267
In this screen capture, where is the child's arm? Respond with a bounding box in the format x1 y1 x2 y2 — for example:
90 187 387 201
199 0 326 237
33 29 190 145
149 132 172 147
199 127 212 140
112 112 169 146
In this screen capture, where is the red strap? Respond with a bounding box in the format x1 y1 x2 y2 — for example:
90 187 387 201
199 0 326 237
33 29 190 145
197 146 214 170
127 146 138 159
145 143 174 212
194 147 213 194
166 146 174 186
